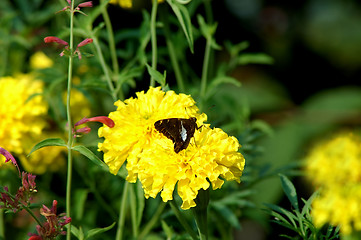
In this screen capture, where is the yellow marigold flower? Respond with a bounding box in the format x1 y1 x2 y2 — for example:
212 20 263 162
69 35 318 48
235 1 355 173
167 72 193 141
30 51 54 69
109 0 164 8
306 132 361 186
305 131 361 234
312 185 361 234
98 87 245 209
0 75 48 155
134 126 245 209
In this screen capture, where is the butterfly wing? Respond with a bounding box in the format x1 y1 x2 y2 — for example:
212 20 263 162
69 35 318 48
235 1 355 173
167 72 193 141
154 117 198 153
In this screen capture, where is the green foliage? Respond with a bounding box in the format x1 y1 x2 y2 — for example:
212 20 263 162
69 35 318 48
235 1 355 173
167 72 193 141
265 175 340 240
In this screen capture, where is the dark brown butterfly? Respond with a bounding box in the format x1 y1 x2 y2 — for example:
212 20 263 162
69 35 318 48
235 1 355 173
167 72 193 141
154 117 200 153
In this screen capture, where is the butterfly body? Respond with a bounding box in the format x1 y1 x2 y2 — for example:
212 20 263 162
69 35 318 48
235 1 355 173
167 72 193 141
154 117 198 153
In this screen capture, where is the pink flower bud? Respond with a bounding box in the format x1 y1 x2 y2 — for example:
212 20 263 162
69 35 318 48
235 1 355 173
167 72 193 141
77 38 93 48
0 147 20 176
28 235 42 240
44 36 68 46
76 127 91 134
77 1 93 8
75 116 115 128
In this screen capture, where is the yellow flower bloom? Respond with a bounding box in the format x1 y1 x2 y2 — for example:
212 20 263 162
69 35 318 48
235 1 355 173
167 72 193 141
109 0 164 9
305 131 361 234
99 87 245 209
0 75 48 155
306 132 361 186
30 51 54 69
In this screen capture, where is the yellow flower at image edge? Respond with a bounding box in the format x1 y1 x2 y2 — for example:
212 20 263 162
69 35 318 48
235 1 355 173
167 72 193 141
312 185 361 235
0 75 47 155
305 131 361 234
109 0 164 8
99 87 245 209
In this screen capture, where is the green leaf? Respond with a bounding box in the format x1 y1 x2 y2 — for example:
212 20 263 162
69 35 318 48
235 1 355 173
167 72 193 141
264 203 298 228
238 53 274 65
167 0 194 52
67 224 84 240
28 138 67 156
279 174 299 211
225 40 250 57
73 189 89 221
145 64 166 87
161 220 174 238
84 222 116 239
72 145 108 170
211 202 241 229
197 14 217 39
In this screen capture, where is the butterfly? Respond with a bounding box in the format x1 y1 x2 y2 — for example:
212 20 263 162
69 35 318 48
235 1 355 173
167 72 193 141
154 117 200 153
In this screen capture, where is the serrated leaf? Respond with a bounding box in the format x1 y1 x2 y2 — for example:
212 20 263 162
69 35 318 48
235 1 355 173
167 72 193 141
238 53 274 65
167 0 194 52
28 138 67 156
279 174 299 211
84 222 116 239
72 145 108 170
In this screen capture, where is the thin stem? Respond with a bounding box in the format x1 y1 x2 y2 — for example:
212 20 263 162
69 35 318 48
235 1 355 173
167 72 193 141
92 34 118 102
160 7 185 92
150 0 158 87
169 201 198 240
138 201 167 240
199 36 212 110
0 209 4 238
115 181 130 240
129 184 138 237
101 0 123 100
22 204 43 227
66 1 75 239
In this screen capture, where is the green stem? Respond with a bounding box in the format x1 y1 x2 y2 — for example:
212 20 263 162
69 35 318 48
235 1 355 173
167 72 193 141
169 201 198 240
160 7 185 92
92 35 118 102
0 42 9 77
192 189 209 240
199 36 212 109
0 209 4 238
22 204 43 227
66 1 75 239
115 181 130 240
129 184 138 237
138 201 167 240
150 0 158 87
101 0 123 100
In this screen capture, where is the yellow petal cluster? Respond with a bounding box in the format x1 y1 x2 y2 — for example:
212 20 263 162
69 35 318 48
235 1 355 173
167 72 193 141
98 87 245 209
305 131 361 234
30 51 54 69
109 0 164 9
0 75 48 155
0 74 65 174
